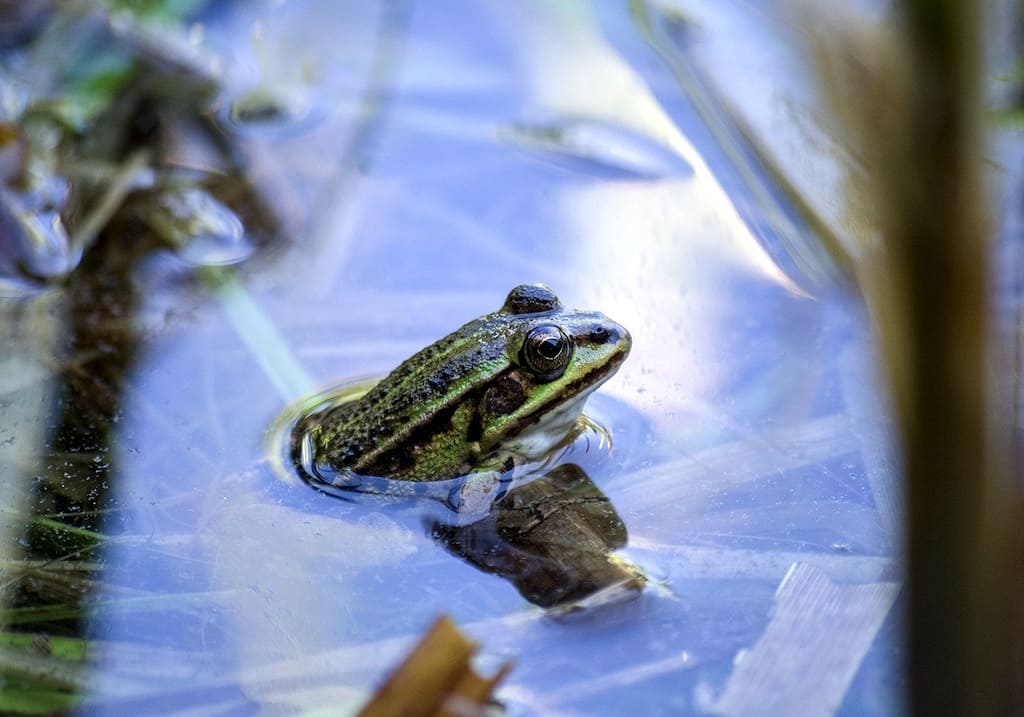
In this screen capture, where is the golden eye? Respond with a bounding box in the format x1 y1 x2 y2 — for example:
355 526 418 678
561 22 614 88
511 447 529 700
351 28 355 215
521 325 572 381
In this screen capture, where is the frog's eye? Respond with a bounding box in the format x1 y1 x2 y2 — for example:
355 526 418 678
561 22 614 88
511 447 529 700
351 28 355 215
521 324 573 381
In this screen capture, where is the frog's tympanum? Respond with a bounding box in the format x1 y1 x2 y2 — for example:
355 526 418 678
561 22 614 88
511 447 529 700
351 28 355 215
297 283 631 483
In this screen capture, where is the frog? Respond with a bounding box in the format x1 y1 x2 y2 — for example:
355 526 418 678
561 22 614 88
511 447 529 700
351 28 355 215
295 283 631 483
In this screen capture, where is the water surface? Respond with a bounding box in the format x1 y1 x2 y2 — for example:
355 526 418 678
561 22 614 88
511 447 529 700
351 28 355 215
0 1 955 715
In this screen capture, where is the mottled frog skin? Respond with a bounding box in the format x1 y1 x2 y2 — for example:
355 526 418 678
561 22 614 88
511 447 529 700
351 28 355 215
299 284 631 481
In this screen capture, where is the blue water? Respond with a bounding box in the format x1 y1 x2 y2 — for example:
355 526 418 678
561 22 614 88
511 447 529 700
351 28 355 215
0 1 934 715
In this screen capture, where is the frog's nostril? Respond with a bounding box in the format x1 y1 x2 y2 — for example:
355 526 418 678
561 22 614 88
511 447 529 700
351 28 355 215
589 326 618 343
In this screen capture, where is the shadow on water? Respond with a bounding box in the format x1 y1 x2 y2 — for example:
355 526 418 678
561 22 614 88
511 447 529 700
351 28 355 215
433 464 646 610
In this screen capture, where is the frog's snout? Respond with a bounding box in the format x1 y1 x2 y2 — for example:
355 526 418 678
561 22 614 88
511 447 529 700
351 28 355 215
607 324 630 350
580 319 631 364
611 324 632 359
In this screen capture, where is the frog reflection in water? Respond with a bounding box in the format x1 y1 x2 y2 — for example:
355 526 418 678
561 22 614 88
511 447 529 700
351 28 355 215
294 284 644 607
299 283 631 483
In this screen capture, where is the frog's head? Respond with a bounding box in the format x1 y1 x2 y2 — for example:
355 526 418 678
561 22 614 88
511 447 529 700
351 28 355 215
475 284 631 458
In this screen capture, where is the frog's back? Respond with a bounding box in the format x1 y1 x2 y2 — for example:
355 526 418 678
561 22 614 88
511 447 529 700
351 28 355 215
308 313 513 479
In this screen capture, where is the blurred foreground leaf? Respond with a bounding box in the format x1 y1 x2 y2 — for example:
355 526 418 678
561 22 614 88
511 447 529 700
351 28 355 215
358 616 510 717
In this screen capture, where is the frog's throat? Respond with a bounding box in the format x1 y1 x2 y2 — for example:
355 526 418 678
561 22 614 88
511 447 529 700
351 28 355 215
500 389 595 460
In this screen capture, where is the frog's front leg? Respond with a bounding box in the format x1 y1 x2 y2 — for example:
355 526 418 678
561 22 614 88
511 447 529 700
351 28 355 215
445 452 520 523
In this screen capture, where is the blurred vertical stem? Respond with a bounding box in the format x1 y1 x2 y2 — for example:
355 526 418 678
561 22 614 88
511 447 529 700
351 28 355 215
810 0 1020 713
860 2 1019 714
